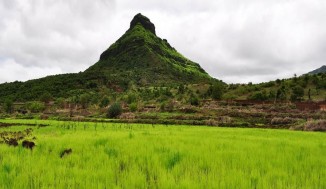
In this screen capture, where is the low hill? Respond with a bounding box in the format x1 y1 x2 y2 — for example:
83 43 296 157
224 73 326 101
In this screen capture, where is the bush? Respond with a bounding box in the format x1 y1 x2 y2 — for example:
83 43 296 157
3 99 13 114
189 96 199 106
129 103 138 112
107 102 122 118
100 96 110 108
206 82 224 100
39 92 53 103
248 91 268 101
304 120 326 131
291 85 304 101
26 101 45 113
271 117 295 125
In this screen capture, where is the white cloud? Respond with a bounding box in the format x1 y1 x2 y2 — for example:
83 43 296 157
0 0 326 84
0 58 62 82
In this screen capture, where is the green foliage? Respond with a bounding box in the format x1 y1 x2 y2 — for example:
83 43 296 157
55 98 66 108
207 83 224 100
79 93 92 109
189 95 199 106
126 93 137 104
248 90 269 101
3 99 13 114
178 85 185 94
276 86 287 101
291 85 304 101
107 102 122 118
129 103 138 112
40 92 53 103
26 101 45 113
100 96 110 108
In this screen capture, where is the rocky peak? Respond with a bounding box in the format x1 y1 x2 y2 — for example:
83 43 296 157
130 13 156 35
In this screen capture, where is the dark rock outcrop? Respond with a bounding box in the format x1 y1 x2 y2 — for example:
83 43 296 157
130 13 156 35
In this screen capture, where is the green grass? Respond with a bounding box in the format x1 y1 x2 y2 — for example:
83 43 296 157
0 119 325 188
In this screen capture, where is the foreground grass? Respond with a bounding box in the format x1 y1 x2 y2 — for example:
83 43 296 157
0 119 325 189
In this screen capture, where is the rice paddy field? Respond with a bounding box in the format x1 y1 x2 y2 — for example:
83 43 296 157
0 119 325 189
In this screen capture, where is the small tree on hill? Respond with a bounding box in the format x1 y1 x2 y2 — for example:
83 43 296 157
40 92 53 104
291 85 304 101
276 85 287 101
100 96 110 108
207 83 224 100
4 99 13 114
189 95 199 106
107 102 122 118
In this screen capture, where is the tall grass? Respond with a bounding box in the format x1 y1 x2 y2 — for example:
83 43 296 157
0 119 325 188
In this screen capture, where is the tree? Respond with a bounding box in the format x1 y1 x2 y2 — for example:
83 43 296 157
248 91 268 101
3 99 13 114
55 97 66 108
129 103 138 112
207 83 224 100
126 93 137 104
178 84 185 94
107 102 122 118
276 79 282 85
276 85 287 101
40 92 53 104
80 93 91 109
291 85 304 101
189 95 199 106
26 101 45 113
100 96 110 108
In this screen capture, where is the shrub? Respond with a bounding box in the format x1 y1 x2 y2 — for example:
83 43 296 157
189 96 199 106
206 82 224 100
271 117 295 125
291 85 304 101
26 101 45 113
129 103 138 112
3 99 13 114
248 91 268 101
304 120 326 131
100 96 110 108
39 92 53 103
107 102 122 118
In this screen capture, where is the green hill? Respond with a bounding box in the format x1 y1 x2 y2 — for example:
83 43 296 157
0 13 214 102
224 73 326 101
86 13 213 86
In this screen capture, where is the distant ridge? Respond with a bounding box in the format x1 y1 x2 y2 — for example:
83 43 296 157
308 65 326 75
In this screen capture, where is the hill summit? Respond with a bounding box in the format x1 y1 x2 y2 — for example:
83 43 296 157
86 13 213 86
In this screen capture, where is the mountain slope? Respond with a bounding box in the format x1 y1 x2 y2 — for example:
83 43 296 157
308 65 326 75
86 13 212 86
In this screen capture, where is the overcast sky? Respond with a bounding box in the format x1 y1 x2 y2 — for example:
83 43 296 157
0 0 325 84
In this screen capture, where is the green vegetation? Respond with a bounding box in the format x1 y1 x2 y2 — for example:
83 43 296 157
107 102 122 118
0 119 325 188
225 73 326 101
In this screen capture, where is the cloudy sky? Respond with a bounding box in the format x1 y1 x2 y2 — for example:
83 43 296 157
0 0 325 84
